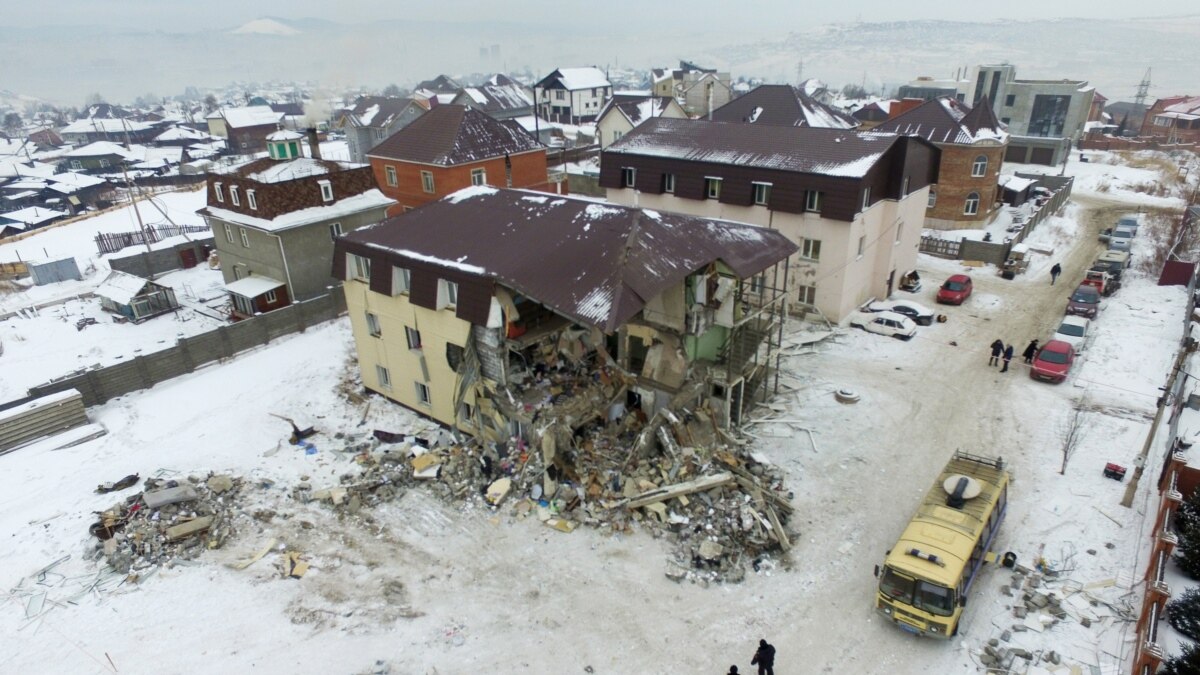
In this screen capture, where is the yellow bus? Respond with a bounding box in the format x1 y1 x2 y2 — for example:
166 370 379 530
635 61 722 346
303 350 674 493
874 451 1011 638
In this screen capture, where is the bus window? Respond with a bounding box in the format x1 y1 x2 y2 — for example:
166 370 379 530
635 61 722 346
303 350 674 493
880 567 916 604
916 581 955 616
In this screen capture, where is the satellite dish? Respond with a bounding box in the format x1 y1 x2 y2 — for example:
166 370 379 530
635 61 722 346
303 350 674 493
943 474 981 500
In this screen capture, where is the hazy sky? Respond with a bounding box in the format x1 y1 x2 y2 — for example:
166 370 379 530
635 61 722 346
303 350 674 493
6 0 1197 31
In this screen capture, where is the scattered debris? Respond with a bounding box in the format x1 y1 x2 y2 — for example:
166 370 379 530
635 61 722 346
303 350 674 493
282 551 309 579
95 473 140 494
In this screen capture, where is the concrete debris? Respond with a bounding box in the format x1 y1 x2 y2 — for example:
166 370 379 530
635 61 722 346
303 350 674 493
142 484 199 509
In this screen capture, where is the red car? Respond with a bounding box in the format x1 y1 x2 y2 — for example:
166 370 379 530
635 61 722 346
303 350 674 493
936 274 973 305
1030 340 1075 383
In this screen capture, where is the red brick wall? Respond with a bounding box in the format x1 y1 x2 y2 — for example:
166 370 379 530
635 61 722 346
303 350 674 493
927 144 1006 224
371 149 553 216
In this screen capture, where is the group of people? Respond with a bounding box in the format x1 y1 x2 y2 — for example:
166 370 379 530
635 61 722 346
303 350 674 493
989 338 1040 372
726 640 775 675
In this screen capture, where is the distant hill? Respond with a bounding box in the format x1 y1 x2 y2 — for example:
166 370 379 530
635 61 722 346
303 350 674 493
230 18 301 36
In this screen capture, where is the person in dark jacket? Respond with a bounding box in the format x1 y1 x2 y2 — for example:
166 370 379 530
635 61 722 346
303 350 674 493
989 339 1005 367
1050 263 1062 285
1001 343 1015 372
1023 339 1039 364
751 639 775 675
727 667 740 675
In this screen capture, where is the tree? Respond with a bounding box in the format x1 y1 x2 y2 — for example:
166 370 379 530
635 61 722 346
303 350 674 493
1168 587 1200 640
2 112 21 135
1160 641 1200 675
203 94 219 113
1178 485 1200 536
841 83 869 99
1177 522 1200 580
83 92 104 108
382 83 404 97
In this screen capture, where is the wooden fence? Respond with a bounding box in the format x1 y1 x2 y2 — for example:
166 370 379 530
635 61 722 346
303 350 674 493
95 223 212 255
0 261 28 277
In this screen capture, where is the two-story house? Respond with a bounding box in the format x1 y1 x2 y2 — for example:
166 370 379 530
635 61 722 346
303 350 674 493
1140 96 1200 144
197 130 395 319
651 61 733 119
711 84 859 129
367 104 557 215
450 81 534 120
60 141 137 172
969 64 1094 166
602 118 940 322
534 67 612 125
332 186 796 433
873 96 1008 229
206 106 287 153
340 96 428 163
596 95 687 149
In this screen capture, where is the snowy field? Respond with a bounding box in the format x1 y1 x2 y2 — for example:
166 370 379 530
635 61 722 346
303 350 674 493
0 153 1195 674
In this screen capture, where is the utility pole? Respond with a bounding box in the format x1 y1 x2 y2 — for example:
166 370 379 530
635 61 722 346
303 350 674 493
1134 68 1152 110
118 117 153 255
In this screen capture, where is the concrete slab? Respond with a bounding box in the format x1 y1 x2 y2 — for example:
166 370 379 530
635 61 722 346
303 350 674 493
143 485 199 509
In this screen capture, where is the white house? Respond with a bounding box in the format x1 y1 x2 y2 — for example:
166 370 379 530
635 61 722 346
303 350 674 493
534 67 612 125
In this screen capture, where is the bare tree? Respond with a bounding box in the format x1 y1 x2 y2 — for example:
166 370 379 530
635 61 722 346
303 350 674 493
1060 402 1088 474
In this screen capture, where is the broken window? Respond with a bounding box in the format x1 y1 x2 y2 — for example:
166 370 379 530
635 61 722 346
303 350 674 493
406 326 422 350
414 382 431 405
375 365 392 390
446 343 464 371
366 312 381 337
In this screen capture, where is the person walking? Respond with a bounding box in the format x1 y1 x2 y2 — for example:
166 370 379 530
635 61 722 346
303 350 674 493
989 339 1004 367
751 639 776 675
1001 343 1015 372
726 667 740 675
1023 339 1039 364
1050 263 1062 285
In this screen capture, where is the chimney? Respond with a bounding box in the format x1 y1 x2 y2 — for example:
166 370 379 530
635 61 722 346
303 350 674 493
306 128 321 160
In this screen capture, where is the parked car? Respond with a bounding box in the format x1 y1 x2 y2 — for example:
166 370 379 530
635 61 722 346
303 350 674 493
1030 340 1076 383
1066 284 1101 318
848 310 917 340
1107 226 1136 252
1089 261 1123 283
1082 268 1119 296
936 274 973 305
1095 250 1131 275
1053 315 1090 351
1117 215 1141 233
866 299 935 326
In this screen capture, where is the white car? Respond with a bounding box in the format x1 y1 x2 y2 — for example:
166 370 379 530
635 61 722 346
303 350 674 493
866 299 936 326
1053 315 1090 351
848 310 917 340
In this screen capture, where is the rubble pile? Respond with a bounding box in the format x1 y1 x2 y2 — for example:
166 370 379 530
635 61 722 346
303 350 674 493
88 473 248 575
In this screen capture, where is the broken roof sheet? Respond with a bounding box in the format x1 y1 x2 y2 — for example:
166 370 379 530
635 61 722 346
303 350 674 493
455 83 533 113
342 188 797 332
366 105 544 165
606 117 898 179
95 270 153 305
711 85 858 129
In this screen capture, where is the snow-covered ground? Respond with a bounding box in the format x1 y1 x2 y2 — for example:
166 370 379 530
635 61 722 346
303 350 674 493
0 154 1194 674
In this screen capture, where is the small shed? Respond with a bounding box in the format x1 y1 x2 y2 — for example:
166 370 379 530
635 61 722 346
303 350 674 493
95 270 179 322
28 257 83 285
998 175 1037 207
224 275 290 320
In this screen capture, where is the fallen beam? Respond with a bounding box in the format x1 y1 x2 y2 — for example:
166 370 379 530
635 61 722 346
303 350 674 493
622 472 734 509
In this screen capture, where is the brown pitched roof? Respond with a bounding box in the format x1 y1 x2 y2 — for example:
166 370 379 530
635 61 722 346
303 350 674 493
873 96 1007 145
366 105 543 165
597 95 675 125
710 84 858 129
347 96 422 129
339 187 796 332
606 117 902 178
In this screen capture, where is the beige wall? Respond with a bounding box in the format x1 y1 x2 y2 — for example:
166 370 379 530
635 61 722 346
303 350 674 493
342 277 473 426
607 187 927 321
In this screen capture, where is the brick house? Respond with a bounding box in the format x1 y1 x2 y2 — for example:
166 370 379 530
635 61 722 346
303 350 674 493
602 118 939 322
367 104 559 215
197 130 395 319
873 96 1008 230
1140 96 1200 144
534 67 612 124
710 84 859 129
331 186 796 432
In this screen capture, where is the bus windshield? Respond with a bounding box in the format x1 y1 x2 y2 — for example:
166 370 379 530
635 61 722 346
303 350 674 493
880 567 956 616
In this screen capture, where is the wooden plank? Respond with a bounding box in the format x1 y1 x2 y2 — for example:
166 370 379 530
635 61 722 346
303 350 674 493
766 505 791 552
623 472 733 509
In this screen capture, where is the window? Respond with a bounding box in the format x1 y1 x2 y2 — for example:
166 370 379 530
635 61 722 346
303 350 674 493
229 185 240 206
927 188 937 209
239 227 250 248
613 130 623 142
232 293 253 316
99 159 110 168
214 182 224 203
446 343 464 371
1001 117 1011 125
405 326 422 350
421 171 435 193
318 180 333 202
555 90 565 101
392 266 411 294
964 192 980 216
799 238 821 261
414 382 431 405
862 187 871 211
1004 94 1015 106
70 160 82 170
895 222 903 245
857 235 866 258
663 173 675 193
329 222 343 242
247 189 257 210
375 365 391 390
901 177 910 197
385 165 398 187
232 266 245 280
749 275 765 294
348 253 371 281
374 129 386 140
366 312 381 337
971 155 988 178
264 289 277 303
592 88 599 96
706 178 722 199
438 279 458 308
471 168 487 186
223 223 234 244
753 182 771 206
805 190 822 212
797 284 817 305
621 167 636 188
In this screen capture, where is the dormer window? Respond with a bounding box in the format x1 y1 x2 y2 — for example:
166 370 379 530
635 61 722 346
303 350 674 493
229 185 240 206
214 182 224 203
247 189 257 210
318 180 333 202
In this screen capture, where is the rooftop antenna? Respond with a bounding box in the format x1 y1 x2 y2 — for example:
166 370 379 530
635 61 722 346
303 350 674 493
1134 68 1152 109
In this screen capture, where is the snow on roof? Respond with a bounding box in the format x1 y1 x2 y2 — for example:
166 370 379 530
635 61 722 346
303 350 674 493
999 176 1037 192
446 185 498 204
153 126 211 142
60 118 153 135
245 158 332 183
95 270 152 305
357 104 381 126
220 106 284 129
46 172 106 194
63 141 137 159
550 67 610 91
200 188 395 233
3 190 39 201
224 275 285 298
6 179 47 190
0 206 66 225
